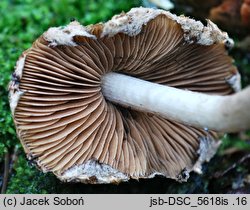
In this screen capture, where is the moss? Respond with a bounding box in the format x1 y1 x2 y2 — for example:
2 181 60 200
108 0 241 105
6 153 54 194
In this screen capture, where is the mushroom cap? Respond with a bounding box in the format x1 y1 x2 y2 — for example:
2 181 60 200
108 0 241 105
9 7 239 183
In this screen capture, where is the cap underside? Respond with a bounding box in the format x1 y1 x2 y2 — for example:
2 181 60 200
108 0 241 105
11 9 237 183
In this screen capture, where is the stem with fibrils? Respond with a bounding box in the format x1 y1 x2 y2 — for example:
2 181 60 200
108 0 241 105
101 72 250 133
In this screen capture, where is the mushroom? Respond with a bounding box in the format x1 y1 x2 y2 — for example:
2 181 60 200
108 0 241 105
241 0 250 26
9 7 250 184
209 0 250 33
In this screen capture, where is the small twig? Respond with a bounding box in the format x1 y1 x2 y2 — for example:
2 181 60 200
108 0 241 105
1 150 10 194
214 153 250 178
8 145 19 176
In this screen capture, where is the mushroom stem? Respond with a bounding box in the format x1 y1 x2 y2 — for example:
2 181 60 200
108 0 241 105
102 72 250 133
